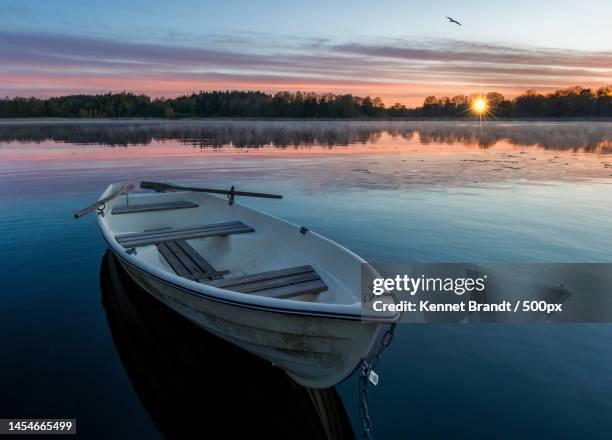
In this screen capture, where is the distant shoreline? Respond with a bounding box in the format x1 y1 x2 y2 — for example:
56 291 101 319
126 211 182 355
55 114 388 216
0 117 612 128
2 87 610 119
1 117 612 124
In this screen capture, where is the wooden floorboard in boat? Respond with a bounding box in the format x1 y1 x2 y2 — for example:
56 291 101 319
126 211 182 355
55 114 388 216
156 242 194 279
156 240 228 281
174 240 227 280
165 241 207 279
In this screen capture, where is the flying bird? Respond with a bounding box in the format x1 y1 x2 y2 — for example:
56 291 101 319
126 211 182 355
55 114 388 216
446 16 462 26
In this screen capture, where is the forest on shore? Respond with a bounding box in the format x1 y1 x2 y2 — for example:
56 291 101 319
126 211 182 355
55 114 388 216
1 86 610 119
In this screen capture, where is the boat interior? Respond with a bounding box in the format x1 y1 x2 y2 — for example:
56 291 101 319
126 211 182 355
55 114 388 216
104 190 360 305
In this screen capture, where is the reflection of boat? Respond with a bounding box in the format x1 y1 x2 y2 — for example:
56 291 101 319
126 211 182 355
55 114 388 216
96 182 384 388
100 251 354 439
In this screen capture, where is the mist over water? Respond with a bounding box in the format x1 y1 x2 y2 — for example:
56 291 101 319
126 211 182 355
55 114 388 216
1 119 612 151
1 120 612 438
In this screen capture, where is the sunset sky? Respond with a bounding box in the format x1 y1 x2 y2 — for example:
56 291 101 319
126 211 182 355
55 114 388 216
1 0 611 106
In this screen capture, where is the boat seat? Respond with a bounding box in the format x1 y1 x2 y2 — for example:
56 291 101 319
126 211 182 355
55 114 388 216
111 200 198 215
116 221 255 248
207 265 328 299
156 240 228 281
154 237 328 298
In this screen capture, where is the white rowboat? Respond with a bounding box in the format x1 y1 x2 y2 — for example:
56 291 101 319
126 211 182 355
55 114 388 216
95 182 384 388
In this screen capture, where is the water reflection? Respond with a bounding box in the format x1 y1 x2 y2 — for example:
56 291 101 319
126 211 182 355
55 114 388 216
1 120 611 152
100 251 353 439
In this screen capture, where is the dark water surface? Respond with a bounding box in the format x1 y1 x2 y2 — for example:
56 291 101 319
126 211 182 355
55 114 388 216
1 120 612 439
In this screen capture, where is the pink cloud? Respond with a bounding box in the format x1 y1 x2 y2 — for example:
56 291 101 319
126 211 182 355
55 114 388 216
1 32 611 106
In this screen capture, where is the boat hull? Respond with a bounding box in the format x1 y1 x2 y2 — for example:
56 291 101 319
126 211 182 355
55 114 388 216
116 252 380 389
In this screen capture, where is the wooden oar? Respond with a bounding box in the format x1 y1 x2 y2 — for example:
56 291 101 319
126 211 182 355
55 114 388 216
140 181 283 200
74 183 135 219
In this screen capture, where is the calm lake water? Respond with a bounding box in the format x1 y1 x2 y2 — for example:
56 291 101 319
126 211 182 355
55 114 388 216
1 120 612 439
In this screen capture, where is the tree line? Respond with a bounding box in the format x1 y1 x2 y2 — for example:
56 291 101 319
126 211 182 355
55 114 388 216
0 86 610 118
421 86 612 118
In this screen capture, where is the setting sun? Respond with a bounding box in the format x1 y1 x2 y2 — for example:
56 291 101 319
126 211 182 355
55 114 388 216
472 97 488 114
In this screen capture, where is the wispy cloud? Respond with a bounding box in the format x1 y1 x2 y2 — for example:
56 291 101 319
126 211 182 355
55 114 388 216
334 40 612 69
1 31 610 105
